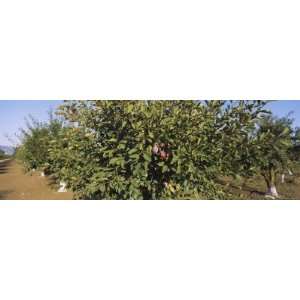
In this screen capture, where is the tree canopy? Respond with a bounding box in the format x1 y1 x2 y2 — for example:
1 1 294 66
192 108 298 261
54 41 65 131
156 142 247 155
15 100 299 199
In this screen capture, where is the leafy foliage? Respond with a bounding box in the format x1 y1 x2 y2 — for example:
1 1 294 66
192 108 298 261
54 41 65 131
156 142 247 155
45 100 266 199
15 114 64 172
245 114 294 193
16 100 282 199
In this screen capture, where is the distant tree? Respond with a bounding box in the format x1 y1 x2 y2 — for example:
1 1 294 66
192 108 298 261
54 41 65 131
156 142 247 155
16 112 64 171
0 149 6 159
249 115 294 197
290 127 300 162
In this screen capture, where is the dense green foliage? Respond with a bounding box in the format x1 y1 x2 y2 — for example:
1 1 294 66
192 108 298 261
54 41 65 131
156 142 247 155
16 114 63 171
241 115 295 195
256 115 293 170
16 100 299 199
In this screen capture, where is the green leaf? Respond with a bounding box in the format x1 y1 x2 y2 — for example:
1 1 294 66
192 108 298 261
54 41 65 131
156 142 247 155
162 165 169 173
128 148 138 155
143 153 151 162
130 154 140 160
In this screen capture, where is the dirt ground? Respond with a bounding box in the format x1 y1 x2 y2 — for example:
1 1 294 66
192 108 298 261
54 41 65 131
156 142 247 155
1 159 299 200
218 171 300 200
0 159 73 200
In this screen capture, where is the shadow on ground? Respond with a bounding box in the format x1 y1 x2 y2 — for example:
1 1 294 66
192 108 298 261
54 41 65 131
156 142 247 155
0 160 14 199
0 160 12 174
216 176 267 199
0 190 14 200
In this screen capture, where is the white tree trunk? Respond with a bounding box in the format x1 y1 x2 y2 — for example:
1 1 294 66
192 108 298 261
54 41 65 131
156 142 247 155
58 181 67 193
41 172 45 177
281 174 285 183
267 185 279 198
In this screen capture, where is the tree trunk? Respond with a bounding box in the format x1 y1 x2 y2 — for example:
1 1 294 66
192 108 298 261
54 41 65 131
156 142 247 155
58 181 67 193
281 173 285 183
267 184 279 197
264 168 279 198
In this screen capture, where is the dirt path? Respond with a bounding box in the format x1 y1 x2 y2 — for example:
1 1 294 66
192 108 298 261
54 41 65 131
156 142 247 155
0 160 73 200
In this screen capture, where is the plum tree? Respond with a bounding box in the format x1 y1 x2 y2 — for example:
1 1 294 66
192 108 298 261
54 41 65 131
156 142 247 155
48 100 267 199
16 100 278 200
249 115 294 197
15 113 64 172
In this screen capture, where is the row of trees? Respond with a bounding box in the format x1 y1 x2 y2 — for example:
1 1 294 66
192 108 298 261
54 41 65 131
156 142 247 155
0 149 8 160
15 101 300 199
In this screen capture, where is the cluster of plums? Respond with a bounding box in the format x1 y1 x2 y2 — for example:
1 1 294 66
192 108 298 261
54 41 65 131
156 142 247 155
152 143 171 160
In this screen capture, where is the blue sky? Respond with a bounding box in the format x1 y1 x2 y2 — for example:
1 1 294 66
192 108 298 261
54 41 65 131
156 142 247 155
0 100 63 146
0 100 300 146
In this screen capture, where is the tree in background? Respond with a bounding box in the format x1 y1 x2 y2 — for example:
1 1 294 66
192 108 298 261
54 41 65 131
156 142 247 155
205 100 269 178
15 113 64 172
0 149 6 159
290 127 300 162
248 114 294 197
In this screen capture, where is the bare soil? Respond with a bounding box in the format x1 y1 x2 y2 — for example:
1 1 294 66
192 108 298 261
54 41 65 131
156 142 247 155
1 159 299 200
0 160 73 200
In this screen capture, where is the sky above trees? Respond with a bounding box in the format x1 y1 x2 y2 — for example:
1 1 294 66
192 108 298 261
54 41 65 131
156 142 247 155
0 100 300 145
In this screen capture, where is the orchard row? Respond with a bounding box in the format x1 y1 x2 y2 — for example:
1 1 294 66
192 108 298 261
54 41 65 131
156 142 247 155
16 101 300 199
